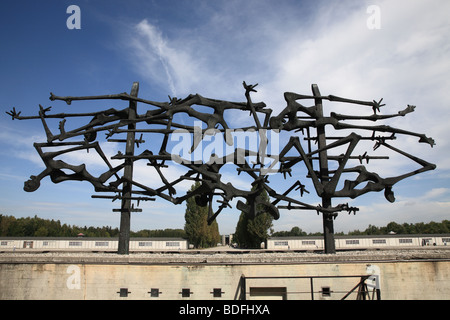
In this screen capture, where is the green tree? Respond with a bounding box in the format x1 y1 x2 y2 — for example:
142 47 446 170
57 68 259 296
184 182 221 248
365 224 381 235
34 226 49 237
0 214 14 236
234 210 251 247
272 226 307 237
385 221 405 234
289 226 306 236
234 188 273 248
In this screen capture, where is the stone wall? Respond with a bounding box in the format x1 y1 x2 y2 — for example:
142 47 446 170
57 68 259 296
1 250 449 300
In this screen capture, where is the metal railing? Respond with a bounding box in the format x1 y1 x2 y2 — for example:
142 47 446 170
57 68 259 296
238 274 381 300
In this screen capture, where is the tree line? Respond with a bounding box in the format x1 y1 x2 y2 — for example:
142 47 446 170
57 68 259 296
346 220 450 235
0 214 185 238
2 213 449 246
272 220 450 237
0 181 265 249
2 187 449 249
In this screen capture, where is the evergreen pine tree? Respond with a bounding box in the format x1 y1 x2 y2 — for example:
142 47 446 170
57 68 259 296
184 182 221 248
234 188 273 248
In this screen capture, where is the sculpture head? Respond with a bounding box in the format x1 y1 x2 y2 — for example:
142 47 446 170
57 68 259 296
24 175 40 192
269 115 284 130
384 186 395 203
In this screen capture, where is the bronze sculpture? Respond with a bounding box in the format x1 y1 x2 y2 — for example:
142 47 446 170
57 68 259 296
7 81 436 254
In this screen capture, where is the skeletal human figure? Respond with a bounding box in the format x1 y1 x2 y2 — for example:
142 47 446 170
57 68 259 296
269 92 435 147
171 149 281 222
24 142 125 193
333 141 436 202
48 86 271 153
274 121 435 204
144 91 270 153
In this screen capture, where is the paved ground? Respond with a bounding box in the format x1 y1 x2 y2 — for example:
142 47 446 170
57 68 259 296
1 247 449 265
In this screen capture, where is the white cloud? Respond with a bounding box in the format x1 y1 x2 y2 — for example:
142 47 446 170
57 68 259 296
129 19 223 98
421 188 450 201
134 20 182 96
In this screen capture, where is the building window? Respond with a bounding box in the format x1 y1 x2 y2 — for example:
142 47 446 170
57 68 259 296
321 287 331 297
95 241 109 246
372 239 386 244
150 288 161 297
118 288 130 297
69 241 82 246
249 287 287 300
138 241 152 247
274 241 288 246
302 240 316 245
1 241 8 246
399 238 413 244
166 241 180 247
212 288 223 298
181 288 192 297
346 240 360 245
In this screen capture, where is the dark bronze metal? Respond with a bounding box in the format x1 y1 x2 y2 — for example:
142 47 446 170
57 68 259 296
118 82 139 254
7 81 436 254
312 84 335 254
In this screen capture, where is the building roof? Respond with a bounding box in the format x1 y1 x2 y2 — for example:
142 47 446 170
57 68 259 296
268 234 450 240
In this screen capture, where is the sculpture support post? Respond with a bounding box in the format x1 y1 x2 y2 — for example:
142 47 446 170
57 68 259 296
312 84 336 254
118 82 139 255
322 198 335 254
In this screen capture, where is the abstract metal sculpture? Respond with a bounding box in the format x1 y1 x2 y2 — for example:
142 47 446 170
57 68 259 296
7 82 436 254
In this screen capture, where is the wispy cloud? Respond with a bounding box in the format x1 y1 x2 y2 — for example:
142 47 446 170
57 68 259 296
128 19 212 98
134 20 177 96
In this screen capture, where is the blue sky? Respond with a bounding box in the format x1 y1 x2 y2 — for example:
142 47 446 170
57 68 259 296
1 0 449 235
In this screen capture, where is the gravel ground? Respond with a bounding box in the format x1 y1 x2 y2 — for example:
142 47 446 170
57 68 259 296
1 247 449 264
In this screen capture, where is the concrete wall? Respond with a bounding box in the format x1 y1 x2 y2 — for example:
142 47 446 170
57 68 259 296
1 259 449 300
